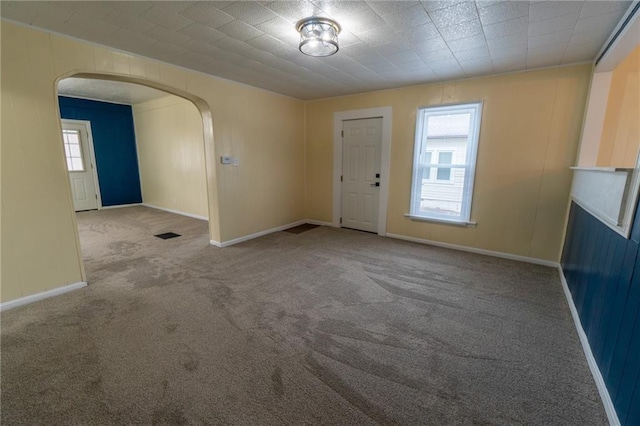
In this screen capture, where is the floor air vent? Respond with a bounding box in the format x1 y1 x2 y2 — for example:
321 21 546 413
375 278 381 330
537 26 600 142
283 224 320 234
155 232 181 240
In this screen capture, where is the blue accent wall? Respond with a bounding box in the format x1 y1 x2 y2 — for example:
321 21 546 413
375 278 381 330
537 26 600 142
58 96 142 206
562 200 640 426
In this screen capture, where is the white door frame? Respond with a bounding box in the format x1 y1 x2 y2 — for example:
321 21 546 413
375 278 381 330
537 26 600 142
61 119 102 209
333 107 392 236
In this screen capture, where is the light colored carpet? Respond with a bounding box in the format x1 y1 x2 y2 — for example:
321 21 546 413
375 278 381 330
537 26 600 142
1 206 606 425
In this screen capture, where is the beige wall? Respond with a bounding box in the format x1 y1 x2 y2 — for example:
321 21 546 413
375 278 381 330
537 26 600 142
597 45 640 167
0 20 592 305
306 65 591 262
576 71 611 167
133 95 208 219
1 22 304 303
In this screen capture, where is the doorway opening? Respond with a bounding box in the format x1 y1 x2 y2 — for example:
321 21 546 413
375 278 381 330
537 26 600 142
55 73 216 285
333 107 392 236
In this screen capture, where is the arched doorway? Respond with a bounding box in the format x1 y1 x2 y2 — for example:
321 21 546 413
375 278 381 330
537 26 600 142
53 72 220 284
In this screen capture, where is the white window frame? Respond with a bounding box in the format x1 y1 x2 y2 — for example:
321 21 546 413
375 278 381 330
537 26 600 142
409 102 482 225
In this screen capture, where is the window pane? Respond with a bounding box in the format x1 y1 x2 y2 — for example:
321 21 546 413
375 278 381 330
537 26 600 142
437 167 451 181
71 157 84 171
436 152 453 181
419 168 467 217
426 114 470 138
62 130 84 171
70 144 81 157
65 132 80 145
438 152 452 164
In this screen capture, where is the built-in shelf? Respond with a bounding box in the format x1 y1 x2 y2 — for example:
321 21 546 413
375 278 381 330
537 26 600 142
570 166 634 172
570 166 638 238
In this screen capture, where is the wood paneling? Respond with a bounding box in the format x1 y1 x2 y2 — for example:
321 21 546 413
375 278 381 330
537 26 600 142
306 65 591 261
59 96 142 206
562 201 640 425
1 22 304 303
597 45 640 168
133 96 208 218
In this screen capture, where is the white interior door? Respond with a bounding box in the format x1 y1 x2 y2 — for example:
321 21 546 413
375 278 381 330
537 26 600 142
341 117 382 233
61 121 99 211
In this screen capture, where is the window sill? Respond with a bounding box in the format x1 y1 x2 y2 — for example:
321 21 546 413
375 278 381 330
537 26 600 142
404 214 477 227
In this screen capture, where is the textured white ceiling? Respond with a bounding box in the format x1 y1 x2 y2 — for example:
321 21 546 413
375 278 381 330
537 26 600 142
1 1 632 100
58 77 170 104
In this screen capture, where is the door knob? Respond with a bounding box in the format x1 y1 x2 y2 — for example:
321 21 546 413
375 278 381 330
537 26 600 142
370 182 380 187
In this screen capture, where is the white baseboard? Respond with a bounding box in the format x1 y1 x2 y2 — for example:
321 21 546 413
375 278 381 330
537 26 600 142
100 203 142 209
209 222 559 269
0 281 87 312
557 267 620 426
385 233 559 267
210 219 308 248
142 203 208 221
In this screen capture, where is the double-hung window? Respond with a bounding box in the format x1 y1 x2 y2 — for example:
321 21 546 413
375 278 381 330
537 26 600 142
409 102 482 224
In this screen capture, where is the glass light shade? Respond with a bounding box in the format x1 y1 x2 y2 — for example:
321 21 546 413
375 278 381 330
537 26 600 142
296 17 341 57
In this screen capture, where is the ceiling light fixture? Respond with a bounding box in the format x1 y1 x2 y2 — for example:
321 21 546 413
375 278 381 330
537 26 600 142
296 17 341 57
